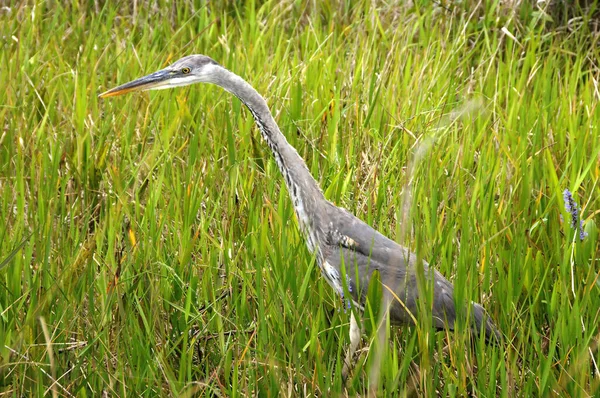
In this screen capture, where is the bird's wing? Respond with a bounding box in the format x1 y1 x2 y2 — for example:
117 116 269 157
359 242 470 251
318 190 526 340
322 204 500 342
322 204 457 329
323 243 457 329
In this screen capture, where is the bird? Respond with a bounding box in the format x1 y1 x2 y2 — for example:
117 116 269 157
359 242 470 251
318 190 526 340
100 54 501 378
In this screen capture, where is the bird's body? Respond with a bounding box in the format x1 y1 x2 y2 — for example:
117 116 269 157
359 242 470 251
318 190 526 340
100 55 500 374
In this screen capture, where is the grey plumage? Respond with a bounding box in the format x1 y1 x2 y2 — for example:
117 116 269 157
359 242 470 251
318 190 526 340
100 54 501 360
323 203 500 342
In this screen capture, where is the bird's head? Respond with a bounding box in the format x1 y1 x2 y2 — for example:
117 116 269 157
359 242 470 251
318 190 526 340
99 54 220 98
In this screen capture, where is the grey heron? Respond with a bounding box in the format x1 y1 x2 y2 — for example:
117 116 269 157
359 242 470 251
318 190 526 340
99 54 500 378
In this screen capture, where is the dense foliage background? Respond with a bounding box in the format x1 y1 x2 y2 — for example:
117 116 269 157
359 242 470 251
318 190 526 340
1 1 599 396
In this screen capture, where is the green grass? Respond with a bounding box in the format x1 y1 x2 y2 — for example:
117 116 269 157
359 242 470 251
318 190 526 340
1 1 599 396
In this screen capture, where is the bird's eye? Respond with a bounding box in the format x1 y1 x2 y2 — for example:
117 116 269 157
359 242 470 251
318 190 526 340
182 67 191 74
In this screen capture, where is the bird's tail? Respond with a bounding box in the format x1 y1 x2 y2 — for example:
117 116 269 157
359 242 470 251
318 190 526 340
471 302 501 344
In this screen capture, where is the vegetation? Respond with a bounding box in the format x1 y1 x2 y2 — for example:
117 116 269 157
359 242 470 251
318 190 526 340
1 1 598 396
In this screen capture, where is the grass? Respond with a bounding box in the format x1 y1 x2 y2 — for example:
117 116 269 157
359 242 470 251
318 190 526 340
1 1 599 396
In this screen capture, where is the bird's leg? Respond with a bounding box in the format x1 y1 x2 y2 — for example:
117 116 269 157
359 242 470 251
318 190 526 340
342 311 361 380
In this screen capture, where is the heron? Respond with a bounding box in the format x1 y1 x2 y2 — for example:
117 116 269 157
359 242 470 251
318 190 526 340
100 54 500 378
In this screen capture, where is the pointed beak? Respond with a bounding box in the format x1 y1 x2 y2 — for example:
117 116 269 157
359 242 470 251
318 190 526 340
99 69 172 98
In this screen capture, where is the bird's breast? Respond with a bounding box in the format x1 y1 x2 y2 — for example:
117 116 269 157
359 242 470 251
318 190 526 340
319 260 343 295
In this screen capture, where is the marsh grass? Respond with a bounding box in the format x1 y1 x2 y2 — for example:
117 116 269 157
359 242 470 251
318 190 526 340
1 1 599 396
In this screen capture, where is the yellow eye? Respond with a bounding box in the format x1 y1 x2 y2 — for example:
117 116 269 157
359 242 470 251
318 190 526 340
182 67 191 74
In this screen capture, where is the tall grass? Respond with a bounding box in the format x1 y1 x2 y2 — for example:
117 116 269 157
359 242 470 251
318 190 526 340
1 1 598 396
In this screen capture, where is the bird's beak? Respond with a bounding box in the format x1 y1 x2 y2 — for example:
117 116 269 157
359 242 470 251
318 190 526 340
99 69 172 98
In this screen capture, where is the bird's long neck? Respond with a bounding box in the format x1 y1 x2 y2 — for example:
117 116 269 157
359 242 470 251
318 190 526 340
209 66 327 252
